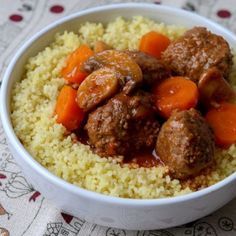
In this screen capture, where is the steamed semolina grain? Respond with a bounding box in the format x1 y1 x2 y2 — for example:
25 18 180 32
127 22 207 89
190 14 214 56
78 16 186 50
11 16 236 199
79 22 105 46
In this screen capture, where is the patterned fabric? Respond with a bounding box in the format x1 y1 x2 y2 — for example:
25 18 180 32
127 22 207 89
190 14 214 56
0 0 235 235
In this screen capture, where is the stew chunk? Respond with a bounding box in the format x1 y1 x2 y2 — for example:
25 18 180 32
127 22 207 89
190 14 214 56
156 108 215 179
162 27 232 82
85 92 160 157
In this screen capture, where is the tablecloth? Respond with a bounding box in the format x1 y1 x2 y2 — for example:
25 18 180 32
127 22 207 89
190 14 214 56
0 0 236 235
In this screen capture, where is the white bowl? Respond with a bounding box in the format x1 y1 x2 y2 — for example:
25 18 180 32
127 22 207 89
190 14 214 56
1 3 236 230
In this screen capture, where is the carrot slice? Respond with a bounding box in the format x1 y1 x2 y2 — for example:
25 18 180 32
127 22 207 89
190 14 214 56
139 31 170 58
55 86 85 131
205 102 236 148
153 76 199 118
61 45 94 84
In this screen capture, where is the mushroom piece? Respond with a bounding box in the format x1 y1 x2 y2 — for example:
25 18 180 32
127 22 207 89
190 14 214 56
124 50 171 86
94 41 112 53
77 67 120 111
82 50 143 94
198 67 236 108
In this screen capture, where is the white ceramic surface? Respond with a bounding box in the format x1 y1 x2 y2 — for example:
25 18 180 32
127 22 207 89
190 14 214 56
1 3 236 230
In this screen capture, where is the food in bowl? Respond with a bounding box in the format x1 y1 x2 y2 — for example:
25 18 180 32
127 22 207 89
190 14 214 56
11 16 236 199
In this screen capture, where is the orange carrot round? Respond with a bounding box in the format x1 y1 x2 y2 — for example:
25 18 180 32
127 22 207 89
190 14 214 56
153 76 199 118
55 86 85 131
61 44 94 84
139 31 170 58
205 102 236 148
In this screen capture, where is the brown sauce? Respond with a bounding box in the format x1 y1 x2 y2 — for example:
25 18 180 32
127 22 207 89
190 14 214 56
76 130 162 168
76 131 215 188
123 149 162 168
75 129 89 145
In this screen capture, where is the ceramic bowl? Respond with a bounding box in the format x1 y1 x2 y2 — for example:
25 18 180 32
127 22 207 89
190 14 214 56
1 3 236 230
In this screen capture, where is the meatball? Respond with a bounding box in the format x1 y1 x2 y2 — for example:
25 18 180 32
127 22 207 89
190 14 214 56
162 27 232 82
124 50 171 86
85 92 160 157
156 108 215 179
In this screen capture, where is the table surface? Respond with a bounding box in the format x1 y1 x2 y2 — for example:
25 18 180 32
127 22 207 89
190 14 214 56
0 0 236 235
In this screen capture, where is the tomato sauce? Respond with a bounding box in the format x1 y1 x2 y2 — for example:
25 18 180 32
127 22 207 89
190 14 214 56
75 130 89 145
76 130 162 168
123 149 163 168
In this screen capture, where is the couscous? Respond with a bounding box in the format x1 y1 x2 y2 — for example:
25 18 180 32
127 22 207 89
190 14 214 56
11 16 236 199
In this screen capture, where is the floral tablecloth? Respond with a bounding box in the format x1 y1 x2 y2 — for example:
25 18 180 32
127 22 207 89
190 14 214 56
0 0 236 235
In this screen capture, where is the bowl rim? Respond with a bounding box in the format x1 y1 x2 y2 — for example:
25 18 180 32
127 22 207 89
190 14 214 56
1 2 236 206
